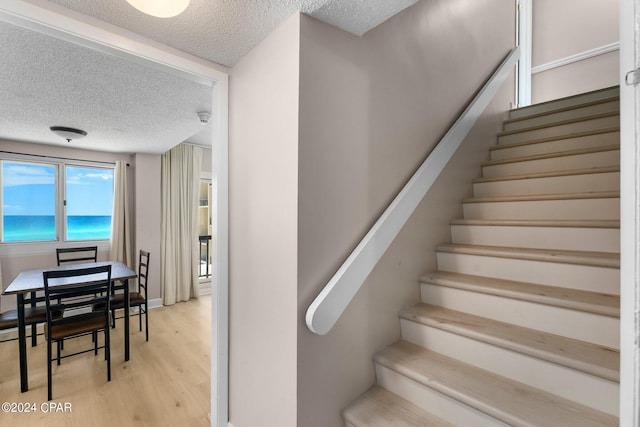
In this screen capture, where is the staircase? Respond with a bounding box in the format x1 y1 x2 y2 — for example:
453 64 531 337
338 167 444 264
343 86 620 426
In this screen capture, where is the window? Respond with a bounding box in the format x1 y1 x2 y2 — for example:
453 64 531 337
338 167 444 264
2 161 57 242
65 166 114 241
1 156 114 243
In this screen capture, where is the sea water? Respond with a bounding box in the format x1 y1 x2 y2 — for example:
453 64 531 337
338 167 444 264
3 215 111 242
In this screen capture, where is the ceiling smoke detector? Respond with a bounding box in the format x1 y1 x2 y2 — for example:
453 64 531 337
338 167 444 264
197 111 211 125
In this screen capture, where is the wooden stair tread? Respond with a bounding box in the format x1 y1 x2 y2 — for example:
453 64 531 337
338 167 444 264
375 341 618 427
436 243 619 268
498 126 620 146
490 130 619 153
343 386 453 427
450 219 620 229
420 271 619 317
463 191 619 203
504 96 619 127
481 144 619 167
497 111 619 137
400 303 619 381
472 166 619 184
509 86 619 120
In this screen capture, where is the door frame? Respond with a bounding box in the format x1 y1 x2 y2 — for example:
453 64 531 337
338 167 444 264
620 0 639 424
0 2 230 426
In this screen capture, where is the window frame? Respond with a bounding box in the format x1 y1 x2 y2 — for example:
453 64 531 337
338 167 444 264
0 152 115 256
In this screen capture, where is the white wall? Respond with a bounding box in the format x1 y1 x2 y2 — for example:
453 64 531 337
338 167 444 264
228 13 300 427
532 0 620 102
296 1 515 425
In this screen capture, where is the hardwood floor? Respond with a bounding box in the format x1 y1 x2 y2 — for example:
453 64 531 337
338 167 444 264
0 296 211 426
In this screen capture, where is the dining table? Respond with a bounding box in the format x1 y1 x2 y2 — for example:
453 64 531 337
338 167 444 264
2 260 137 392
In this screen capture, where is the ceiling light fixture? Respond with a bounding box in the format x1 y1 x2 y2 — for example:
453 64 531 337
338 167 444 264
50 126 87 143
125 0 190 18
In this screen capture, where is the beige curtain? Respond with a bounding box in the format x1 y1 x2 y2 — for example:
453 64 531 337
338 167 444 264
161 143 203 305
109 160 133 266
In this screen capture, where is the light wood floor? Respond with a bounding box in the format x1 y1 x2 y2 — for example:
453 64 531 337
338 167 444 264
0 295 211 427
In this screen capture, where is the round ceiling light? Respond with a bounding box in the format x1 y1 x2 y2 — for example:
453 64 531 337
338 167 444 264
126 0 190 18
50 126 87 143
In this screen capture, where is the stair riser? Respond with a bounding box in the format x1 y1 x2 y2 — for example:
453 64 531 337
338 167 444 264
375 365 509 427
490 132 619 161
420 284 620 348
503 101 619 132
498 115 619 145
463 198 619 220
400 320 619 415
450 225 619 253
482 150 620 178
473 172 620 197
509 88 619 120
435 252 619 294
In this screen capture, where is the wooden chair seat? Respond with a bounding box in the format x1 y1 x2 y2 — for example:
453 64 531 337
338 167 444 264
0 307 64 330
47 314 106 341
111 292 145 308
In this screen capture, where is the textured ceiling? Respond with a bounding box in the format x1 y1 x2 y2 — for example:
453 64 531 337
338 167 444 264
0 0 418 155
0 20 212 154
45 0 419 67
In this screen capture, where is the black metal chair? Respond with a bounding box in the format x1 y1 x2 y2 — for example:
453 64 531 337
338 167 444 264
55 246 99 349
0 262 62 345
43 265 113 401
56 246 98 266
106 250 150 341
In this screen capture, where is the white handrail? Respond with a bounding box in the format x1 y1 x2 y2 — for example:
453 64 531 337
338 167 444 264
306 47 521 335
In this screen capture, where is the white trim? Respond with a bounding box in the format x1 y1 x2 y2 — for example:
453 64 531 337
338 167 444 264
0 2 229 426
0 0 227 86
531 42 620 75
516 0 532 107
305 47 521 336
619 0 638 424
211 75 229 427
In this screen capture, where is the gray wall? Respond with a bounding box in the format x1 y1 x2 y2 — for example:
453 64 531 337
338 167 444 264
296 1 515 425
532 0 620 103
228 1 515 425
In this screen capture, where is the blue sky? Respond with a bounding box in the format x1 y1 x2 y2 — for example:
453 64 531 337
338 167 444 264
2 162 114 216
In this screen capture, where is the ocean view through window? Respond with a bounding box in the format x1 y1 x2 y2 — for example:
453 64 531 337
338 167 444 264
65 166 114 240
1 158 114 243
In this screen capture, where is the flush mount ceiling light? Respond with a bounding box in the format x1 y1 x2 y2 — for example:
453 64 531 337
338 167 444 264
125 0 190 18
50 126 87 143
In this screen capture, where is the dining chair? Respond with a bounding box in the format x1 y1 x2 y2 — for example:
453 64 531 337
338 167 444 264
43 264 113 401
0 261 62 345
56 246 98 266
105 250 150 341
55 246 99 350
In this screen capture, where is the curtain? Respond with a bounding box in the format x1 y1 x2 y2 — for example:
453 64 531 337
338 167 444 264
109 160 133 267
161 143 203 305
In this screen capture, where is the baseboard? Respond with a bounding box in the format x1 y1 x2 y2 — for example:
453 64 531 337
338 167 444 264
147 298 163 309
